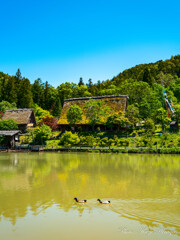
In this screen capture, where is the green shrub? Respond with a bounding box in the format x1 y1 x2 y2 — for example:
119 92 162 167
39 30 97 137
0 119 18 130
33 124 52 144
60 131 80 146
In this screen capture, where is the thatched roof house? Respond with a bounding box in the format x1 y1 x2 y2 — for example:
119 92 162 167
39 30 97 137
2 109 37 132
58 95 128 130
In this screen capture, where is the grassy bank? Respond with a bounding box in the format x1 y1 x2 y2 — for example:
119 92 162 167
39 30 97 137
19 128 180 154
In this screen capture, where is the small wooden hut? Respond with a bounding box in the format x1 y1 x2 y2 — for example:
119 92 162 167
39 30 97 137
2 109 37 132
0 130 21 149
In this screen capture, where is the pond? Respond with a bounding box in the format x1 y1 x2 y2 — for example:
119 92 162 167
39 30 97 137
0 152 180 240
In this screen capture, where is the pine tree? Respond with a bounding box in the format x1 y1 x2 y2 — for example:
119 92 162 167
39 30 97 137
6 78 17 103
142 68 154 86
16 68 22 80
18 78 33 108
78 77 84 86
52 97 62 116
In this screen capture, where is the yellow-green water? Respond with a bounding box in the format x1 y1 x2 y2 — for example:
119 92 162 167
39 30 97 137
0 152 180 240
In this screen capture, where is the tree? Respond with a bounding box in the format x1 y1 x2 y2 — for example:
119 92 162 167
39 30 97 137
125 104 139 126
32 124 51 144
34 104 53 124
88 78 93 88
0 101 17 113
16 69 22 80
40 116 58 130
144 118 155 134
5 78 17 103
67 104 82 127
173 105 180 119
106 112 131 131
31 78 45 107
52 97 62 116
142 68 154 85
78 77 84 86
84 100 111 131
0 119 18 130
18 78 33 108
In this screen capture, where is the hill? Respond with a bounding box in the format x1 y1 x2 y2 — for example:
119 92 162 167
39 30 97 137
0 54 180 122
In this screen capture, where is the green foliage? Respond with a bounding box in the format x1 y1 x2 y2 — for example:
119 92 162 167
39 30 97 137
67 104 82 126
173 104 180 118
0 101 17 113
60 131 80 146
106 112 131 129
125 104 139 126
0 119 18 130
33 124 52 144
144 118 155 134
79 135 98 146
18 78 33 108
0 135 9 146
34 104 53 124
84 100 111 130
1 55 180 123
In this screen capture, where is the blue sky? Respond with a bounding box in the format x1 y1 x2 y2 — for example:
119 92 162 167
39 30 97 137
0 0 180 87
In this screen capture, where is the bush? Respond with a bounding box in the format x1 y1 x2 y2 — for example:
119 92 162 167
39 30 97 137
0 135 9 146
33 124 52 144
60 131 80 146
119 139 129 146
0 119 18 130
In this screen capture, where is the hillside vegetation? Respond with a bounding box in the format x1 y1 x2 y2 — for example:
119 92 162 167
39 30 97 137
0 55 180 123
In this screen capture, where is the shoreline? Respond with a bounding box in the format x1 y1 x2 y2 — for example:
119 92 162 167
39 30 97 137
1 147 180 154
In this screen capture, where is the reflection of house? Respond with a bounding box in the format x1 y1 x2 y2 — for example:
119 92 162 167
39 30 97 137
2 109 37 132
58 95 128 131
0 130 21 149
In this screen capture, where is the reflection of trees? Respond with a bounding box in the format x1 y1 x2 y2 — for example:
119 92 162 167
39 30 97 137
0 153 179 232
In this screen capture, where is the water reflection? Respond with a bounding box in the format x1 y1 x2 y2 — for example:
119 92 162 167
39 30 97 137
0 152 180 236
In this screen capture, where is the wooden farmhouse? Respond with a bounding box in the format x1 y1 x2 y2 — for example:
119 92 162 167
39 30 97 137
58 95 128 131
2 109 37 132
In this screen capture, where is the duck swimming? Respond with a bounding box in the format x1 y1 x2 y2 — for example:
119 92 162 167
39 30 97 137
74 198 87 203
97 199 110 204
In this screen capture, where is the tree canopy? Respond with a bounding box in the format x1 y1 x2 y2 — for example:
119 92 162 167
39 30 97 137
0 55 180 124
67 104 82 126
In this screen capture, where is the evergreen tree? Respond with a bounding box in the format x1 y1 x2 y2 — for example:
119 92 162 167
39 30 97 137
31 78 45 107
52 97 62 116
6 78 17 103
18 78 33 108
78 77 84 86
44 81 51 110
16 68 22 80
88 78 93 88
142 68 154 85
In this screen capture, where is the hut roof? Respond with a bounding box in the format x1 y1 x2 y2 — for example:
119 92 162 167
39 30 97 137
0 130 21 136
2 109 36 125
58 95 128 125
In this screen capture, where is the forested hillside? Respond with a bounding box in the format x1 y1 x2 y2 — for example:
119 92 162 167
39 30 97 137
0 55 180 122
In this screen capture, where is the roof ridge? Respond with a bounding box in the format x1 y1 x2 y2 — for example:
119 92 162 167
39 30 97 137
64 95 129 102
5 108 34 112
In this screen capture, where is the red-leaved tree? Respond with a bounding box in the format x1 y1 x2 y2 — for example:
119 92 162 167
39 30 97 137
40 116 58 130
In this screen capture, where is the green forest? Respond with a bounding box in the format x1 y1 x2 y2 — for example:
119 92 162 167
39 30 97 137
0 54 180 122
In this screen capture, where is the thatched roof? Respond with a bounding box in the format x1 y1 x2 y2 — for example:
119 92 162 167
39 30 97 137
0 130 21 136
58 95 128 125
2 109 36 125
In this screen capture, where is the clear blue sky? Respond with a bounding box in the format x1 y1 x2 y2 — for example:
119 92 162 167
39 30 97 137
0 0 180 87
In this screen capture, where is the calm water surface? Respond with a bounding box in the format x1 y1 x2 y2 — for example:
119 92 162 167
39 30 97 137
0 152 180 240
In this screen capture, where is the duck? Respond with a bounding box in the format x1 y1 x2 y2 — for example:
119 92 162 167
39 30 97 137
74 197 87 203
97 199 110 204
